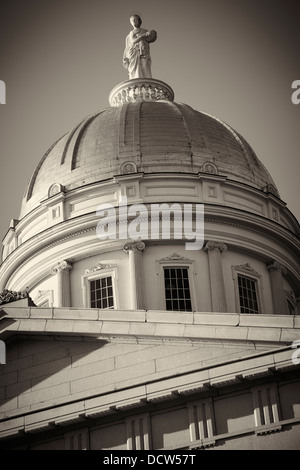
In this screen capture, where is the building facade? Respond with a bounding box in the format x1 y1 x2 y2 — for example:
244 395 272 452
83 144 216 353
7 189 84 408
0 77 299 450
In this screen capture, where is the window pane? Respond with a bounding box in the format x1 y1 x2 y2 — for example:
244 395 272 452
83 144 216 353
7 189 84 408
172 289 177 298
164 267 192 312
184 289 191 300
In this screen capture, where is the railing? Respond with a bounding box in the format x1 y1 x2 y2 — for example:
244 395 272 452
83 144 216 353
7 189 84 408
109 78 174 107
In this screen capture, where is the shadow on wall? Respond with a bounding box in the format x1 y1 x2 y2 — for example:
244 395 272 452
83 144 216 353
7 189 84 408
0 337 109 415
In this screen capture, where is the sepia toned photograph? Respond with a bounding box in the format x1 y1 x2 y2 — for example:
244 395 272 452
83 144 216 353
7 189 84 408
0 0 299 454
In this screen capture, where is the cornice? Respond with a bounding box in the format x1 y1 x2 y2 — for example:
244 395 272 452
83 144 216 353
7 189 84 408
7 172 300 242
1 203 299 290
1 308 299 343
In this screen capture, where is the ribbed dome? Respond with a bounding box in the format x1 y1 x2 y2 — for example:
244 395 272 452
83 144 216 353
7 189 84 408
20 99 278 219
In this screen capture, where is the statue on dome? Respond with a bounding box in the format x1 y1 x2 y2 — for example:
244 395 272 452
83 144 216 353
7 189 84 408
123 14 157 79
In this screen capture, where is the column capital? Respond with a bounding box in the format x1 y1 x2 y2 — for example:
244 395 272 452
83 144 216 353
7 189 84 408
204 241 227 253
123 241 146 254
51 260 73 275
267 261 287 275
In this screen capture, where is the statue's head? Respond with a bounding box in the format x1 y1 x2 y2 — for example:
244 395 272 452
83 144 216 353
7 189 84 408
130 15 142 28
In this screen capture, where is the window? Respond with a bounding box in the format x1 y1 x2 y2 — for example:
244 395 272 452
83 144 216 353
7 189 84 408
81 263 118 309
232 263 264 314
90 276 114 309
164 267 192 311
237 275 259 314
156 253 198 311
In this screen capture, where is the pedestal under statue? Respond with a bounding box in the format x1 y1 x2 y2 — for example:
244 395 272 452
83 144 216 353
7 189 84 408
123 15 157 79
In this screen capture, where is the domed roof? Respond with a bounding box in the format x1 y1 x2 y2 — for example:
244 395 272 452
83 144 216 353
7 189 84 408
20 86 278 219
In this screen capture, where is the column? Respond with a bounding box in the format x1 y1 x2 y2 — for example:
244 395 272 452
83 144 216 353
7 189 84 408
204 241 228 312
51 260 73 307
267 261 288 315
123 241 145 310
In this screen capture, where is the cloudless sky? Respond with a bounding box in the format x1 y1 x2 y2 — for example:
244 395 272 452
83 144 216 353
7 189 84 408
0 0 299 246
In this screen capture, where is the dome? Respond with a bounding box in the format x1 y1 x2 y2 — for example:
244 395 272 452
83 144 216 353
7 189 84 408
20 82 278 219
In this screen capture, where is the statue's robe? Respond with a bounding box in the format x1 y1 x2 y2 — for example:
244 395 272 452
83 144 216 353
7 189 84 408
123 28 152 79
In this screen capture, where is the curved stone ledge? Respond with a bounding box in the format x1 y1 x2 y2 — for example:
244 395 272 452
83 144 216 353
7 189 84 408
1 308 299 343
109 78 175 107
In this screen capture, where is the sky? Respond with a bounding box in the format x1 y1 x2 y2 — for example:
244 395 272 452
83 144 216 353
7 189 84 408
0 0 299 246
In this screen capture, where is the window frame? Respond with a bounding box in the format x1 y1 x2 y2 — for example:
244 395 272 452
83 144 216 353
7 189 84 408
90 276 114 310
163 266 193 312
232 263 264 314
81 264 118 309
156 254 198 311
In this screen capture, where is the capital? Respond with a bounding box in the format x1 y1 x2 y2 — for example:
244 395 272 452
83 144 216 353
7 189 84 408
123 241 146 254
51 260 73 275
204 241 227 253
267 261 287 275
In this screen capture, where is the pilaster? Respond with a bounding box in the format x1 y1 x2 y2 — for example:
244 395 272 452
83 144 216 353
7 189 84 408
267 261 288 315
123 241 145 310
204 241 228 312
51 260 73 307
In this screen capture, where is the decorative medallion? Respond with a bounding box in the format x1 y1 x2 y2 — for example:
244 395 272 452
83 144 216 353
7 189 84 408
48 183 63 197
120 161 137 175
201 162 218 175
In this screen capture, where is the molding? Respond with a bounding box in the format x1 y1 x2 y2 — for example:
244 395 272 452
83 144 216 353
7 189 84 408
204 241 227 253
157 252 193 263
267 261 287 276
123 241 146 253
232 263 261 278
84 262 117 274
50 260 73 275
